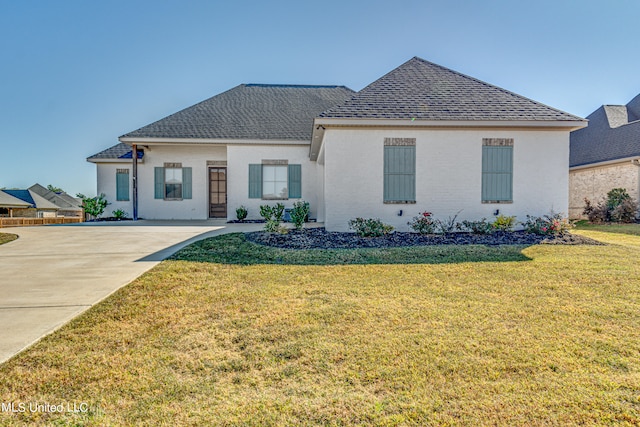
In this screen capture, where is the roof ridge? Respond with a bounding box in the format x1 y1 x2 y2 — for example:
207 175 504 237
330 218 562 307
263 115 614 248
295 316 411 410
244 84 352 90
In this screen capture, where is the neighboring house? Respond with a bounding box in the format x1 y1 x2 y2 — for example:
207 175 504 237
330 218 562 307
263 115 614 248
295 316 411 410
28 184 83 217
569 95 640 218
88 57 586 231
0 189 60 218
0 191 32 217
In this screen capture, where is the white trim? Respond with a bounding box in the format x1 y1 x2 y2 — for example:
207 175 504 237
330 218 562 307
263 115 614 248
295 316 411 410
570 156 640 171
87 158 145 164
313 118 587 130
119 137 310 146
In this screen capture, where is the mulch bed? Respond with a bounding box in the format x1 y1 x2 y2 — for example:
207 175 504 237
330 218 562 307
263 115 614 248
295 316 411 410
245 227 604 250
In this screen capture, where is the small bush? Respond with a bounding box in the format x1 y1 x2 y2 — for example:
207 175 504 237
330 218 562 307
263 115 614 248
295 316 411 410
583 198 608 223
611 197 638 223
408 211 435 234
584 188 638 223
348 218 394 237
434 212 460 234
290 201 310 230
236 206 248 221
260 203 285 232
492 214 516 232
458 218 494 234
78 193 108 218
607 188 631 210
112 209 128 219
521 213 573 235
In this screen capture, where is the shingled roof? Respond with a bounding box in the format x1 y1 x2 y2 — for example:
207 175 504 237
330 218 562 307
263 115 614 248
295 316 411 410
570 94 640 167
87 143 144 162
120 84 355 141
319 57 583 122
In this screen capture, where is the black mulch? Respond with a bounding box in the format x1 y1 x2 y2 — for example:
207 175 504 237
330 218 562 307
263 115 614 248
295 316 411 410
245 227 604 250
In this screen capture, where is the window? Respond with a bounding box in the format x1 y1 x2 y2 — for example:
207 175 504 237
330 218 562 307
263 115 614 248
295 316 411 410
248 162 302 199
482 138 513 203
383 138 416 203
165 168 183 199
262 165 288 199
154 164 192 200
116 169 129 201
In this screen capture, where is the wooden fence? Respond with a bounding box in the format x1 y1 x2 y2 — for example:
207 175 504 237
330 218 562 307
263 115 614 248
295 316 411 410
0 217 83 228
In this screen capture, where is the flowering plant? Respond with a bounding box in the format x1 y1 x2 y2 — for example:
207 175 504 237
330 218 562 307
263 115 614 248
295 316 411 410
522 213 573 235
408 211 436 234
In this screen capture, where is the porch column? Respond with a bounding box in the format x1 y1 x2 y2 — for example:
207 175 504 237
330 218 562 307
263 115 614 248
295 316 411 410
132 144 138 221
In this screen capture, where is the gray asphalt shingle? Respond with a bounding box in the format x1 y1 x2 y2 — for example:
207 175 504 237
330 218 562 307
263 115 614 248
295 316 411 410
121 84 355 140
319 57 582 121
570 94 640 167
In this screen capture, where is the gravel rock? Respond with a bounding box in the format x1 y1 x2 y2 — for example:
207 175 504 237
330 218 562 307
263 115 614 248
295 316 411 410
245 228 604 250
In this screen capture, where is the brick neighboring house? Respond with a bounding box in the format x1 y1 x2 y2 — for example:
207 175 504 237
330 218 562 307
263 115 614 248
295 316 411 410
569 94 640 218
0 189 59 218
0 184 82 218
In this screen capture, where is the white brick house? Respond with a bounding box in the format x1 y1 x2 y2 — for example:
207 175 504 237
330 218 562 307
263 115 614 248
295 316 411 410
88 57 586 231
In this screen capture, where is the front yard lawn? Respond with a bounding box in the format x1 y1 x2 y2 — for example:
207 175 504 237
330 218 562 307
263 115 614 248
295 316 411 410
1 228 639 425
0 233 18 246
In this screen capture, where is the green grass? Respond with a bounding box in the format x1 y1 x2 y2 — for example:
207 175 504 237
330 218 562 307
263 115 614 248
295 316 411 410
1 229 639 425
575 220 640 236
0 233 18 245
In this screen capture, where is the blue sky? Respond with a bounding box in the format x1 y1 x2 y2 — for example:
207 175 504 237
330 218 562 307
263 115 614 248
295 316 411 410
1 0 639 196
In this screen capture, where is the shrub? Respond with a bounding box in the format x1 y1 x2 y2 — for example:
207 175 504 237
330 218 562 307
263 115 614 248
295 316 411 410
458 218 494 234
583 198 608 223
348 218 394 237
492 214 516 232
236 206 248 221
78 193 109 218
584 188 638 223
606 188 631 210
290 201 310 230
434 212 460 234
112 209 128 219
408 211 435 234
521 213 573 235
260 203 285 232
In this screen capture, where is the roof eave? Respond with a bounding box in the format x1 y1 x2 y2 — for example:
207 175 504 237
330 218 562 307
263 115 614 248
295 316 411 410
309 118 588 161
570 156 640 170
87 158 146 164
314 117 588 130
118 137 311 146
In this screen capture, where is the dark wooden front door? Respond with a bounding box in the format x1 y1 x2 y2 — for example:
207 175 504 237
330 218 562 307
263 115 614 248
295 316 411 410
209 167 227 218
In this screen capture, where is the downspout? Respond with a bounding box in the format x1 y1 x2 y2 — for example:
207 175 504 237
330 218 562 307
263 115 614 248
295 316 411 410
132 144 138 221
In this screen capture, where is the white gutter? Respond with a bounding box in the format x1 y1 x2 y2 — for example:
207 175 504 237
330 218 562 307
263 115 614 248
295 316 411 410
119 137 310 146
570 156 640 171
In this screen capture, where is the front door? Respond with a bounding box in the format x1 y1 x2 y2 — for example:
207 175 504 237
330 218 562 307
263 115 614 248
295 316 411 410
209 167 227 218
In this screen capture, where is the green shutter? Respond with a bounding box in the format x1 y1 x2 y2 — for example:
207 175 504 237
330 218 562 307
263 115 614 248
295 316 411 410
288 164 302 198
482 146 513 202
182 167 192 199
384 146 415 202
154 167 164 199
248 164 262 198
116 171 129 201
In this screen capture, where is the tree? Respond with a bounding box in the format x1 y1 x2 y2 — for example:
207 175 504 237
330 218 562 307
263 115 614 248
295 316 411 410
47 184 64 193
78 193 109 218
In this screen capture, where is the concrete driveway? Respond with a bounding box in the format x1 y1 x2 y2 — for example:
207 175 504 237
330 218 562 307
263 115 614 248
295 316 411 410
0 220 263 364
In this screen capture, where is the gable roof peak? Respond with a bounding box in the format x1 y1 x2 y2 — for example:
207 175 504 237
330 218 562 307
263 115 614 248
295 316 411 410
319 56 584 122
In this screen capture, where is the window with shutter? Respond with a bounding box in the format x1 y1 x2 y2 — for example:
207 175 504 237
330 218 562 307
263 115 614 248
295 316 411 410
116 169 129 201
248 162 302 199
383 138 416 203
481 138 513 203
